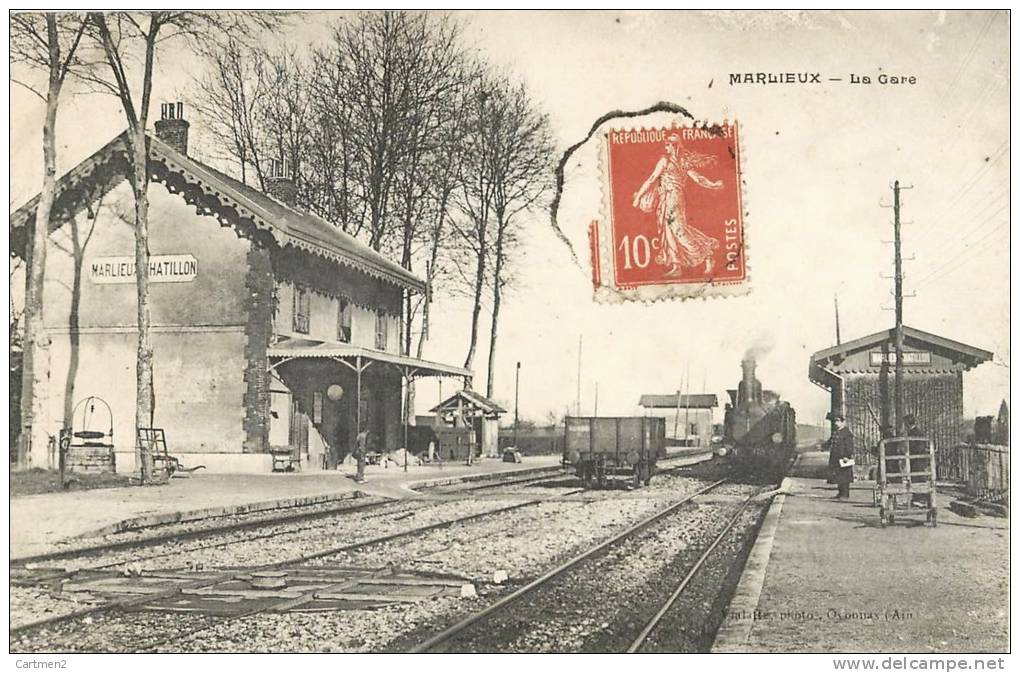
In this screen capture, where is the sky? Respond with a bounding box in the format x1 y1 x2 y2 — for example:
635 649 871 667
8 10 1010 428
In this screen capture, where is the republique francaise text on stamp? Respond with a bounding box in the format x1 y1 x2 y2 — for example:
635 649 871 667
591 122 747 303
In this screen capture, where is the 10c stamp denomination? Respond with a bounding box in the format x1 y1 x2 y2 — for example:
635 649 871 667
592 122 747 303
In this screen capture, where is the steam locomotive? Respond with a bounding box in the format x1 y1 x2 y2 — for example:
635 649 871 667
722 357 797 478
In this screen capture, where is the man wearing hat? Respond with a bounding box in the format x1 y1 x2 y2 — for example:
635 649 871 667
829 415 855 499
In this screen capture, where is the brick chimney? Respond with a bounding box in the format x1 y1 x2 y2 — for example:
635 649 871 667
154 102 189 155
265 157 297 206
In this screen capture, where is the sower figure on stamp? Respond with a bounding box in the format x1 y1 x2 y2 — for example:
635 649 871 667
829 415 854 500
632 133 722 277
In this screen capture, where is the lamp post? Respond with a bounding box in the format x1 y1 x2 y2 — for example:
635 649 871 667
513 362 521 450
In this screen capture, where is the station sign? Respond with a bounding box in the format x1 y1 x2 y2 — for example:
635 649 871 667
90 254 198 284
869 351 932 366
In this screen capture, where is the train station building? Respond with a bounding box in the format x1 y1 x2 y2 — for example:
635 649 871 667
808 325 992 467
638 393 718 446
10 107 470 473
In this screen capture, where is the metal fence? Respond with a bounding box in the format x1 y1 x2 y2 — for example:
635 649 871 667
937 443 1009 504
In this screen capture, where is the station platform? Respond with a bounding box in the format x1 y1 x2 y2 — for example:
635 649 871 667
714 451 1009 653
9 455 562 559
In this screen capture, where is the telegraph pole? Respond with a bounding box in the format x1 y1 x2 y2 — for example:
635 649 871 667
834 294 842 345
893 181 905 433
513 361 520 449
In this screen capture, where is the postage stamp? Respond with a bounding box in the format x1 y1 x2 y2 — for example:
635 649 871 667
592 122 747 302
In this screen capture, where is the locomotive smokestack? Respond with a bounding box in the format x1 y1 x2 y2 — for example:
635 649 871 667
740 358 760 405
742 358 755 394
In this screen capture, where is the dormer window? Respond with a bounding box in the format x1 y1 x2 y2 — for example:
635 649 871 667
293 284 310 334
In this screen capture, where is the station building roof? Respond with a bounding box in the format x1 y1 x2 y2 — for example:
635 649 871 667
9 131 424 293
639 393 718 409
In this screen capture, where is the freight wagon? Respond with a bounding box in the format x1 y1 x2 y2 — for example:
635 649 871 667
563 416 666 488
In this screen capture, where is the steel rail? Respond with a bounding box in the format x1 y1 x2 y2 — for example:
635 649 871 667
626 490 759 653
13 469 569 575
407 478 728 653
11 488 584 641
10 496 390 568
135 487 587 653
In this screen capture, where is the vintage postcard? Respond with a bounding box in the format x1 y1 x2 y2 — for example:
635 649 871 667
7 9 1009 663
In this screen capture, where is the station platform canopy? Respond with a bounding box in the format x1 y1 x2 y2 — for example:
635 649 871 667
267 337 472 380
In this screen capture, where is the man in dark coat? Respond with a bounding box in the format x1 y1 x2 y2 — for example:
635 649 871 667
830 415 855 499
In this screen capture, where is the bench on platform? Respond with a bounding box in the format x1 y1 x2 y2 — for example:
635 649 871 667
271 448 301 473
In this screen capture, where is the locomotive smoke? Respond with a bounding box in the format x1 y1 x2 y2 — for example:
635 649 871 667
743 334 775 363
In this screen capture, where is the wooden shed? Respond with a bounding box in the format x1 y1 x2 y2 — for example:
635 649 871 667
809 325 992 468
430 390 508 459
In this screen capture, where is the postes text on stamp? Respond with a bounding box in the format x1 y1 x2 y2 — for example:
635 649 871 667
592 123 747 302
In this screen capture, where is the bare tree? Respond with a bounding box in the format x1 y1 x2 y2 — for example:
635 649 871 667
451 78 500 385
48 193 102 484
10 12 89 469
483 80 554 398
189 37 269 187
258 47 312 199
85 11 277 482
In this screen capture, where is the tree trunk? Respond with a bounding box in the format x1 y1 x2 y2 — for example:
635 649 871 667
18 20 63 469
462 247 486 388
486 266 502 399
61 214 87 484
129 127 155 483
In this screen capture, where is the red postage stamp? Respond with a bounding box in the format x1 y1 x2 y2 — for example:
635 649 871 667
591 123 747 302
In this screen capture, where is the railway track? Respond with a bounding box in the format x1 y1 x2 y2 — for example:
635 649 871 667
10 483 587 650
13 460 733 653
407 478 755 653
11 467 569 572
626 490 758 652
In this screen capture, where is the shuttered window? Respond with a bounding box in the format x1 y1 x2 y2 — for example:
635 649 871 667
337 299 352 343
375 311 388 351
293 285 310 334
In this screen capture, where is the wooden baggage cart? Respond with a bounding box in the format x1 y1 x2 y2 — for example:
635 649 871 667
876 436 937 527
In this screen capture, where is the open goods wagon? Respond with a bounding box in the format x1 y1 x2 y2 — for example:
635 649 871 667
563 416 666 488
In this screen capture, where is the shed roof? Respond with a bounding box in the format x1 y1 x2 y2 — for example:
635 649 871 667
9 132 424 292
639 393 718 409
431 389 508 415
810 325 992 369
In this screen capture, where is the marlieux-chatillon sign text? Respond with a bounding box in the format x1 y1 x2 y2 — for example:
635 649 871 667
90 254 198 284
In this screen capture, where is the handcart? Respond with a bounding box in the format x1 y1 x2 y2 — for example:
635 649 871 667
875 436 937 527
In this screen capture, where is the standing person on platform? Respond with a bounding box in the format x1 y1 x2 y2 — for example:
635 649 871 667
830 415 855 500
826 412 839 484
354 429 370 484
